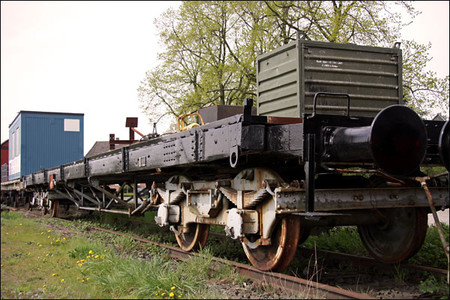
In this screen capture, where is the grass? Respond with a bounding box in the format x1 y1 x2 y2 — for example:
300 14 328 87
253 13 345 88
4 209 447 298
299 224 449 299
409 223 449 269
1 211 108 298
0 210 245 299
302 224 449 269
303 226 367 256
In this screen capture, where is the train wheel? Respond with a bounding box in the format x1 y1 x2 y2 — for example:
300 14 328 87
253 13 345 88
357 207 428 264
242 215 301 272
174 223 210 251
51 200 60 218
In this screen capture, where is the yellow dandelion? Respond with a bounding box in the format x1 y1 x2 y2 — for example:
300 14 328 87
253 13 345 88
171 286 176 290
60 278 65 283
45 254 49 257
47 236 50 239
81 279 85 283
20 223 23 226
88 250 94 254
102 283 106 286
77 263 83 267
48 230 51 233
41 232 44 235
39 244 42 247
170 292 175 297
86 277 90 281
43 284 47 288
104 249 107 252
94 255 99 259
52 273 57 277
63 237 66 241
161 293 166 296
50 242 53 245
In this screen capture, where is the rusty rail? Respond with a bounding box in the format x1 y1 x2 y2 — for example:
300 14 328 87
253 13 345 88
13 207 448 295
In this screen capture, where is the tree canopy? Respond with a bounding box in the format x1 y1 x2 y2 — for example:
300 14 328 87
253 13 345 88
138 1 449 128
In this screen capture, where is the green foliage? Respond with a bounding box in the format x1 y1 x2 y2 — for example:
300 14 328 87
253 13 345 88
393 263 410 285
401 40 449 118
303 227 367 256
139 1 448 127
1 211 244 299
110 235 139 254
419 275 449 298
67 241 104 260
1 210 24 222
1 213 108 299
421 166 448 177
302 224 449 270
408 223 449 269
81 247 237 299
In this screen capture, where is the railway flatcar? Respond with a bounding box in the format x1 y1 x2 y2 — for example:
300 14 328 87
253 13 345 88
1 36 449 272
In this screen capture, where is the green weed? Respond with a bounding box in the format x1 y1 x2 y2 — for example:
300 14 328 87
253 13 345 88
419 274 449 298
303 226 367 256
409 224 449 269
393 264 409 285
1 211 244 299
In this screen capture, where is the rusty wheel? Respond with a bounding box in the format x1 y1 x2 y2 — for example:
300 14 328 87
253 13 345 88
175 223 210 252
51 200 60 218
357 207 428 264
242 215 301 272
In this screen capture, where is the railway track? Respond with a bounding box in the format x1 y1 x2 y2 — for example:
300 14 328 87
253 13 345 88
7 206 373 299
89 225 374 299
129 216 448 279
10 205 448 280
7 206 448 298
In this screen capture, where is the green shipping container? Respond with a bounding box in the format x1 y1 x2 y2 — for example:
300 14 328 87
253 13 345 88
256 35 403 118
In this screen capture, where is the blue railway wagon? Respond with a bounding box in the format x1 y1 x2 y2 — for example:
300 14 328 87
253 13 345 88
8 111 84 180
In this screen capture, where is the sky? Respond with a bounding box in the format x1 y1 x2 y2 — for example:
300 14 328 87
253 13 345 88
1 1 449 155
